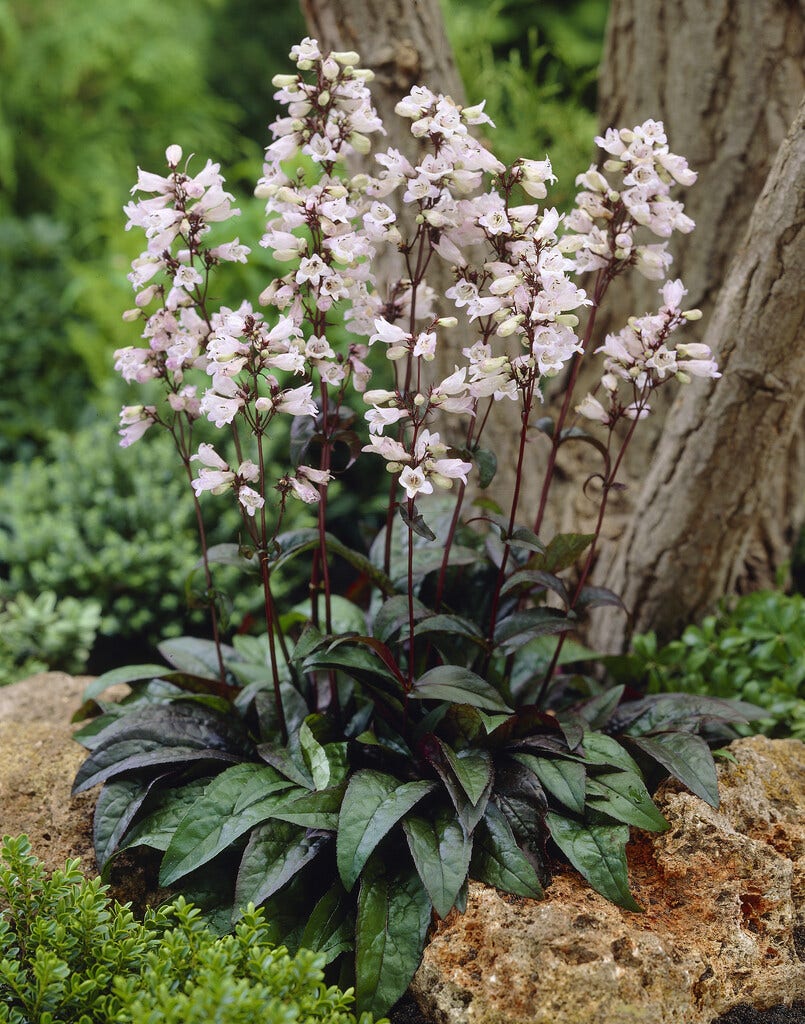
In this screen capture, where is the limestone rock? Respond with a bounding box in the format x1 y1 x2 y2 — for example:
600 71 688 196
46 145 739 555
411 736 805 1024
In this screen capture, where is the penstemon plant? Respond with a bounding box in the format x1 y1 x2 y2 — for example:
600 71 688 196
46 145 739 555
74 38 759 1018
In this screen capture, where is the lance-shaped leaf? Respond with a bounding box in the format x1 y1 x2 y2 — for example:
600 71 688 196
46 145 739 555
535 533 597 573
82 664 174 701
158 636 234 680
585 771 669 832
355 856 432 1017
513 753 586 816
257 742 314 790
373 594 429 644
74 745 240 794
93 774 166 870
403 809 473 919
436 741 492 805
411 666 512 713
580 731 642 774
470 802 544 898
300 883 355 966
414 614 486 644
500 569 570 606
428 749 493 835
336 771 434 891
118 778 211 854
234 820 330 913
546 812 642 912
608 693 765 736
159 764 300 885
268 785 344 830
629 732 719 807
494 608 576 654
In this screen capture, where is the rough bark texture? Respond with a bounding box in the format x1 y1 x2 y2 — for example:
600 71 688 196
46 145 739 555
590 96 805 651
577 0 805 590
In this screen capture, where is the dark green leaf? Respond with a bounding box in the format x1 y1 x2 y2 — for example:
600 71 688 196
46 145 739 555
575 586 626 612
93 774 163 870
118 778 211 854
355 856 432 1017
609 694 765 736
428 750 493 835
513 754 586 815
300 883 355 965
436 741 492 805
373 595 429 644
470 803 544 898
571 686 625 729
158 636 231 680
630 732 719 807
473 448 497 489
414 613 486 643
585 771 668 832
159 764 299 885
268 785 344 829
533 533 596 573
337 771 434 891
234 820 329 912
546 812 642 912
499 569 570 605
580 732 642 774
257 743 314 790
493 758 548 849
74 744 239 794
412 666 512 712
399 502 437 541
508 526 546 554
494 608 575 653
403 809 472 919
82 664 171 701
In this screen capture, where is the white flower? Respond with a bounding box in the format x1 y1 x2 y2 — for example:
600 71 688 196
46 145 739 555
399 466 434 500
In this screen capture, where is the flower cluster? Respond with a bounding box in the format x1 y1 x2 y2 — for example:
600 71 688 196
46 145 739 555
561 120 696 280
115 36 716 552
576 279 717 425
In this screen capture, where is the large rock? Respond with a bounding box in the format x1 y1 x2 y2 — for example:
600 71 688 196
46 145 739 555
0 673 98 873
411 736 805 1024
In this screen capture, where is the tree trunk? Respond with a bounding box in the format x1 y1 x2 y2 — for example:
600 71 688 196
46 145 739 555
590 95 805 652
579 0 805 558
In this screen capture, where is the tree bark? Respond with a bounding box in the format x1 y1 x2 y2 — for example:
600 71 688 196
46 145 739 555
590 96 805 651
577 0 805 546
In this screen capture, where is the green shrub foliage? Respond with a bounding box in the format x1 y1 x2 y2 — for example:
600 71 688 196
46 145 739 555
0 424 253 656
608 591 805 741
0 591 101 686
0 835 379 1024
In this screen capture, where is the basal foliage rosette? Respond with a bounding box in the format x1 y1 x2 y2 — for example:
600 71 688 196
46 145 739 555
74 38 756 1018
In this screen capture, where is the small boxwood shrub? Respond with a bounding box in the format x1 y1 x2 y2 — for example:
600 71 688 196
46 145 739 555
0 423 256 663
0 835 381 1024
0 591 101 686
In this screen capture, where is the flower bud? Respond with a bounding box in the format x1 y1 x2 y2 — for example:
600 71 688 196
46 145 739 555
603 159 625 172
386 462 403 473
676 343 711 359
275 186 305 206
349 132 371 155
555 314 579 327
165 144 183 166
607 189 620 203
675 370 691 384
351 68 375 81
321 56 339 79
363 389 397 405
296 58 314 71
682 308 703 321
413 393 426 407
497 316 524 337
122 308 141 322
436 316 458 327
386 345 408 361
331 50 361 65
272 74 299 88
350 173 371 191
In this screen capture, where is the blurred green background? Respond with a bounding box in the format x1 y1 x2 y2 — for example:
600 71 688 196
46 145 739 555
0 0 609 681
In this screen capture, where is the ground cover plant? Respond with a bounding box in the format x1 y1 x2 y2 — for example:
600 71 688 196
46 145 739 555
0 835 378 1024
73 38 762 1017
609 590 805 741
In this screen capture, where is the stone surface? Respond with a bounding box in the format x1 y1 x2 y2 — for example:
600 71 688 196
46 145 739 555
0 673 98 873
411 736 805 1024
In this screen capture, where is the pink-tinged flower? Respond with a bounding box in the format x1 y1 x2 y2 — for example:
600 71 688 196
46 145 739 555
428 458 472 487
118 405 156 447
370 318 409 347
399 466 434 500
237 485 265 516
365 405 409 435
576 394 610 425
362 435 411 462
275 383 317 416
